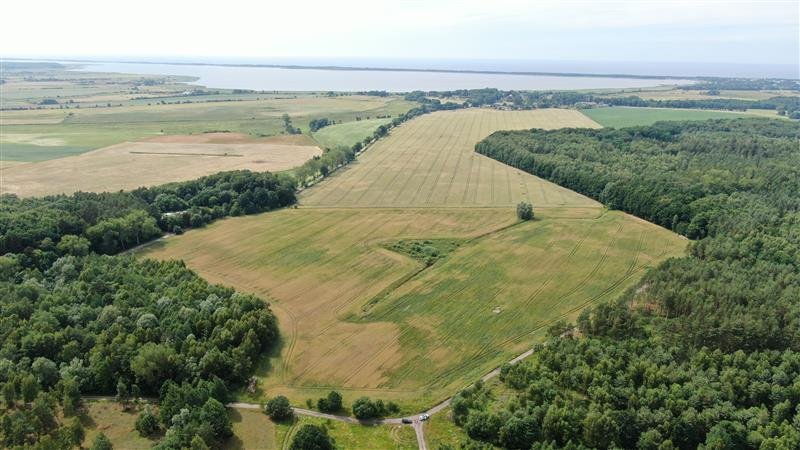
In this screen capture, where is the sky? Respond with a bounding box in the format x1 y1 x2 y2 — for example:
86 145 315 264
2 0 798 69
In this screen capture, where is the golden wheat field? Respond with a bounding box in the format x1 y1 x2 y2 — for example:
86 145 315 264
300 108 601 208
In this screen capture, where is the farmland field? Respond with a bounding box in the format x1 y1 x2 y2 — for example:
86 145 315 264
301 108 602 207
141 206 685 410
139 108 685 411
312 118 392 149
0 95 414 163
581 106 774 127
0 133 321 196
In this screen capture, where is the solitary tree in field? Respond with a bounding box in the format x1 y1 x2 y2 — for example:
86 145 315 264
516 202 534 221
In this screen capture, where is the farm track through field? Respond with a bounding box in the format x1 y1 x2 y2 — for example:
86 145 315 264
344 219 564 385
407 120 461 206
345 119 435 204
302 109 601 208
421 115 469 205
422 223 670 390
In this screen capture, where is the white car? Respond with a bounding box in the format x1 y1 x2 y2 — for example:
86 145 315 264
419 413 430 421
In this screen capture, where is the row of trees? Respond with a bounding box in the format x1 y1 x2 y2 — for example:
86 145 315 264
679 78 800 91
282 113 301 134
451 118 800 448
405 87 800 118
0 170 296 268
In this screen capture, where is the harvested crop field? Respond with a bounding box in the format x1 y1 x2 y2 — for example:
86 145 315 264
0 134 321 196
301 108 601 208
140 207 685 410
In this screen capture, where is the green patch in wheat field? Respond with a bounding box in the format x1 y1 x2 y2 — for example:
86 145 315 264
385 238 464 266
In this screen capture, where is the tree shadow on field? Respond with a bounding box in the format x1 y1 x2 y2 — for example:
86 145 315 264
223 409 245 450
253 328 286 377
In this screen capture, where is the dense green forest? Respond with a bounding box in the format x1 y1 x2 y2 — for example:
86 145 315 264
0 256 277 448
447 118 800 449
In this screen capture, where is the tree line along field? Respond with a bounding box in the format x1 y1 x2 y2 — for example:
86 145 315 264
581 105 779 128
301 108 602 208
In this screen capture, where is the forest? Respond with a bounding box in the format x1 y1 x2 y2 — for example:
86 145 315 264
0 256 277 448
448 118 800 448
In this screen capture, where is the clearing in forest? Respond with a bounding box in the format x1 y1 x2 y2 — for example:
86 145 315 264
300 108 601 208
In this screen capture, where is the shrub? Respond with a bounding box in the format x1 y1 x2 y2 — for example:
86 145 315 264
135 406 159 436
265 395 293 421
516 202 534 221
289 424 334 450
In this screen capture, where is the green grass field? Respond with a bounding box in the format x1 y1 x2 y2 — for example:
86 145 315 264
312 118 392 149
581 106 771 127
301 109 602 208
